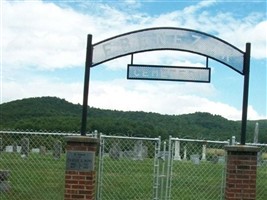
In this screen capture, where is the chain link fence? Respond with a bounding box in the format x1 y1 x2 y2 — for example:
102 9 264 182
246 143 267 200
0 130 95 200
0 130 266 200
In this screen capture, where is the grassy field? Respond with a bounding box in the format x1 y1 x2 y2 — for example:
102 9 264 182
0 153 66 200
0 153 266 200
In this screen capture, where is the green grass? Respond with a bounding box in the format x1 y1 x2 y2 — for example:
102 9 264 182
0 152 65 200
0 153 266 200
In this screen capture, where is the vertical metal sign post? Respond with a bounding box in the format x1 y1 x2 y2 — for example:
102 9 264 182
240 43 251 145
81 34 93 136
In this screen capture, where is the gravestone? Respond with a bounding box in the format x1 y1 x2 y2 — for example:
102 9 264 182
109 142 121 160
0 138 2 152
218 156 225 164
183 146 187 160
158 151 169 160
5 146 13 153
31 148 40 153
202 144 206 161
12 142 17 153
53 140 62 160
190 154 200 165
212 155 219 164
21 138 29 157
173 140 181 161
0 170 11 192
133 140 147 160
253 122 259 143
40 146 46 155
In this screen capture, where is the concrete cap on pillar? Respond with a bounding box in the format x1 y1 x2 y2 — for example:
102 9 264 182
225 145 259 152
65 136 99 144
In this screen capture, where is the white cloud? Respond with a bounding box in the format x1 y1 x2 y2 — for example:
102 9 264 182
1 0 266 121
2 0 266 72
183 0 216 14
2 0 91 70
89 79 265 120
1 73 265 120
2 76 83 105
102 51 206 71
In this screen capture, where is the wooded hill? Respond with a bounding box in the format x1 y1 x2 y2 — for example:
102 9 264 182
1 97 266 143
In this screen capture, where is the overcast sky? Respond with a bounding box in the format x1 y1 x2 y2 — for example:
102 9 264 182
1 0 266 120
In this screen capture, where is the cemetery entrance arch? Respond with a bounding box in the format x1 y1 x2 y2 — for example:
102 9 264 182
81 27 251 144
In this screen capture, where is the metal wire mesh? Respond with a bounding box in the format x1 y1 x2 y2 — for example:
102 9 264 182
97 135 161 200
0 130 93 200
247 143 267 200
0 131 266 200
166 137 229 200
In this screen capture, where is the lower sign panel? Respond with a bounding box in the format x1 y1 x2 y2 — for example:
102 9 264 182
66 151 95 171
127 64 211 83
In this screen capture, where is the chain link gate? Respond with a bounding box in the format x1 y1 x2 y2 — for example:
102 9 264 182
165 136 229 200
96 134 161 200
96 135 230 200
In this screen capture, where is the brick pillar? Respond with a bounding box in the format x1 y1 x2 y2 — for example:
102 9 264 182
64 136 98 200
224 145 259 200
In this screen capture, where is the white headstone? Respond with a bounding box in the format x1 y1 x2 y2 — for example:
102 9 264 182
133 140 148 160
31 148 40 153
134 140 144 160
183 146 187 160
173 140 181 161
5 146 13 153
202 144 206 161
190 154 200 165
253 122 259 144
231 136 236 145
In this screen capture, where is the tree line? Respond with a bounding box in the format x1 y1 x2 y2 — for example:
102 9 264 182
1 96 266 143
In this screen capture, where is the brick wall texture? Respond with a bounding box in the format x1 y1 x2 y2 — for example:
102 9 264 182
225 147 259 200
64 137 98 200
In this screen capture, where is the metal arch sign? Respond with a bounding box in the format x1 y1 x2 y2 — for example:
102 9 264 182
92 27 245 74
82 27 251 146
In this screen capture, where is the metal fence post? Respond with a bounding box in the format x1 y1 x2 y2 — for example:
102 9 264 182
160 141 166 199
96 133 104 200
153 136 161 200
165 135 173 200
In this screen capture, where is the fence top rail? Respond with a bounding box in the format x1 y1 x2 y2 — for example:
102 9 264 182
245 143 267 147
100 134 160 141
171 137 230 144
0 130 94 136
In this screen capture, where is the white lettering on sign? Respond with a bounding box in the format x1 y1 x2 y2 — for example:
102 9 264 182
66 151 95 171
127 65 211 83
92 28 244 73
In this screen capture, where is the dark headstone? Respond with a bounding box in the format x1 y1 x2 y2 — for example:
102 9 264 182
12 142 17 153
40 146 46 155
0 170 11 192
0 138 2 152
109 143 121 160
53 140 62 160
21 138 29 157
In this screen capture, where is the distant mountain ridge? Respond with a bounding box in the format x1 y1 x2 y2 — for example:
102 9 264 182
1 96 266 143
